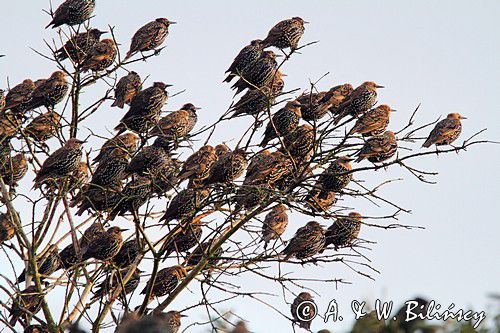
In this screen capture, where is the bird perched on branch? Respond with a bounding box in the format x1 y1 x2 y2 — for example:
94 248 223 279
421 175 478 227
126 136 172 177
81 226 126 261
108 176 152 220
281 124 315 162
68 161 90 192
177 145 217 188
148 103 200 141
0 212 16 245
80 221 105 251
224 39 264 83
16 245 61 283
112 239 140 268
204 149 247 185
116 311 186 333
230 87 274 118
112 72 142 109
140 265 186 300
73 183 123 216
55 28 106 63
262 17 307 51
282 221 325 260
46 0 96 29
0 90 4 111
244 151 293 189
160 188 209 223
260 100 302 147
231 51 279 95
349 104 395 137
187 239 223 268
291 292 317 330
297 83 354 121
23 71 69 111
24 324 49 333
324 212 362 251
2 79 35 115
0 113 23 139
115 82 171 135
81 39 117 72
422 113 466 148
34 138 84 188
355 131 397 163
89 148 129 187
59 243 79 269
333 81 384 124
305 188 337 213
125 18 176 60
261 204 288 249
93 133 139 164
23 111 61 143
160 213 208 260
92 268 141 301
9 286 43 326
318 156 353 192
1 152 28 187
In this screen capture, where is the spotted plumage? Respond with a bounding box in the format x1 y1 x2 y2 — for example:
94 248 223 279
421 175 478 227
9 286 43 326
140 265 185 299
89 148 129 187
16 245 61 283
282 221 325 260
231 51 279 95
81 226 125 261
230 87 274 118
125 18 176 60
281 124 315 162
177 145 217 188
151 158 182 195
160 188 209 223
59 243 79 269
0 212 16 245
260 100 302 147
112 239 140 268
349 104 394 137
112 72 142 108
1 152 28 186
224 39 264 83
92 268 141 301
262 17 307 50
422 113 465 148
80 221 105 250
355 131 397 163
318 156 353 192
0 113 22 139
126 137 172 176
148 103 199 140
160 214 207 259
334 81 384 124
291 292 317 330
2 79 36 114
81 39 117 72
187 239 223 268
55 29 105 63
297 83 354 121
69 161 90 191
46 0 96 28
244 151 293 189
305 188 337 213
109 176 152 220
24 324 49 333
0 90 4 111
93 132 139 164
156 311 186 333
324 212 362 250
73 183 123 216
261 204 288 248
23 111 61 142
204 149 247 185
23 71 69 111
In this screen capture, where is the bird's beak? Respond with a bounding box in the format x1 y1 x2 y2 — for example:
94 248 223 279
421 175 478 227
194 107 202 110
169 21 177 24
275 54 283 58
460 116 467 120
99 30 108 34
119 228 129 232
303 20 310 24
390 109 397 112
344 156 354 161
76 139 86 144
165 84 173 87
180 314 188 317
375 84 385 88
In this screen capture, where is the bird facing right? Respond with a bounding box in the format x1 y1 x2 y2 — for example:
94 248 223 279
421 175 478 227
422 113 466 148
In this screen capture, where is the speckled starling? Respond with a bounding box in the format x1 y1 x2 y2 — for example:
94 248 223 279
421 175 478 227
0 212 16 245
17 245 61 283
231 321 249 333
69 161 90 191
111 239 140 268
224 39 264 83
291 292 317 330
117 311 186 333
230 87 274 118
92 268 141 301
89 148 129 186
23 71 68 111
160 214 206 259
150 158 182 195
260 100 302 147
34 138 84 188
112 71 142 108
140 265 186 299
109 177 152 220
24 324 49 333
0 113 22 139
318 156 353 192
125 18 176 60
81 39 117 72
282 221 325 260
0 89 5 111
187 239 223 268
262 17 307 50
204 149 247 185
177 145 217 188
160 188 209 223
93 132 139 164
2 79 35 114
81 226 126 261
231 51 279 95
80 221 105 250
46 0 96 29
261 204 288 248
73 183 123 216
349 104 395 137
59 242 79 269
422 113 466 148
55 28 106 63
305 188 336 213
148 103 199 140
334 81 384 124
244 151 293 189
297 83 354 121
324 212 362 250
23 111 61 142
155 311 186 333
1 152 28 186
355 131 397 163
281 124 315 162
215 143 230 157
245 150 272 180
126 137 172 177
115 82 171 134
9 286 43 326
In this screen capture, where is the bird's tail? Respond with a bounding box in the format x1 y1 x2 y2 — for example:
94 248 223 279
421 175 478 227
421 139 432 148
124 51 133 61
111 100 124 109
223 74 235 83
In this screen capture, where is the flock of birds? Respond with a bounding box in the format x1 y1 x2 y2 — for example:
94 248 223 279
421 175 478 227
0 0 469 332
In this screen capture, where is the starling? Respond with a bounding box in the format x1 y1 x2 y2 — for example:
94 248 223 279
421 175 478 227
112 239 140 268
81 226 126 261
2 79 36 114
55 28 106 63
261 204 288 248
230 87 274 118
291 292 317 330
231 321 250 333
297 83 354 121
115 82 171 135
262 17 307 50
46 0 96 29
109 176 152 220
334 81 384 124
177 145 217 188
160 188 209 223
24 325 49 333
23 71 69 111
186 239 223 268
324 212 362 250
422 113 466 148
260 100 302 147
16 245 61 283
326 83 355 112
244 151 293 188
150 158 182 195
89 148 129 187
126 137 172 176
215 143 230 157
80 221 105 250
245 150 272 180
112 71 142 108
34 138 84 188
281 124 315 162
117 311 186 333
59 242 79 269
125 18 176 60
155 311 186 333
23 111 62 142
355 131 397 163
231 51 279 95
0 212 16 245
204 149 247 185
235 183 271 211
305 188 337 213
349 104 395 137
318 156 353 192
224 39 264 83
81 39 117 72
9 286 43 326
93 132 139 164
282 221 325 260
140 265 186 299
0 89 4 111
69 161 90 191
160 214 206 259
0 113 23 139
148 103 200 140
73 183 123 216
92 268 141 301
270 70 286 95
1 152 28 186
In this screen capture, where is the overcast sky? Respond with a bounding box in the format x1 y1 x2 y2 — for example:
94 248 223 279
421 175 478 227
1 1 499 332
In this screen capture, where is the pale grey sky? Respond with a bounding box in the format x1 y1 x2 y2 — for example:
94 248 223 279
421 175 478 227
0 1 499 332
